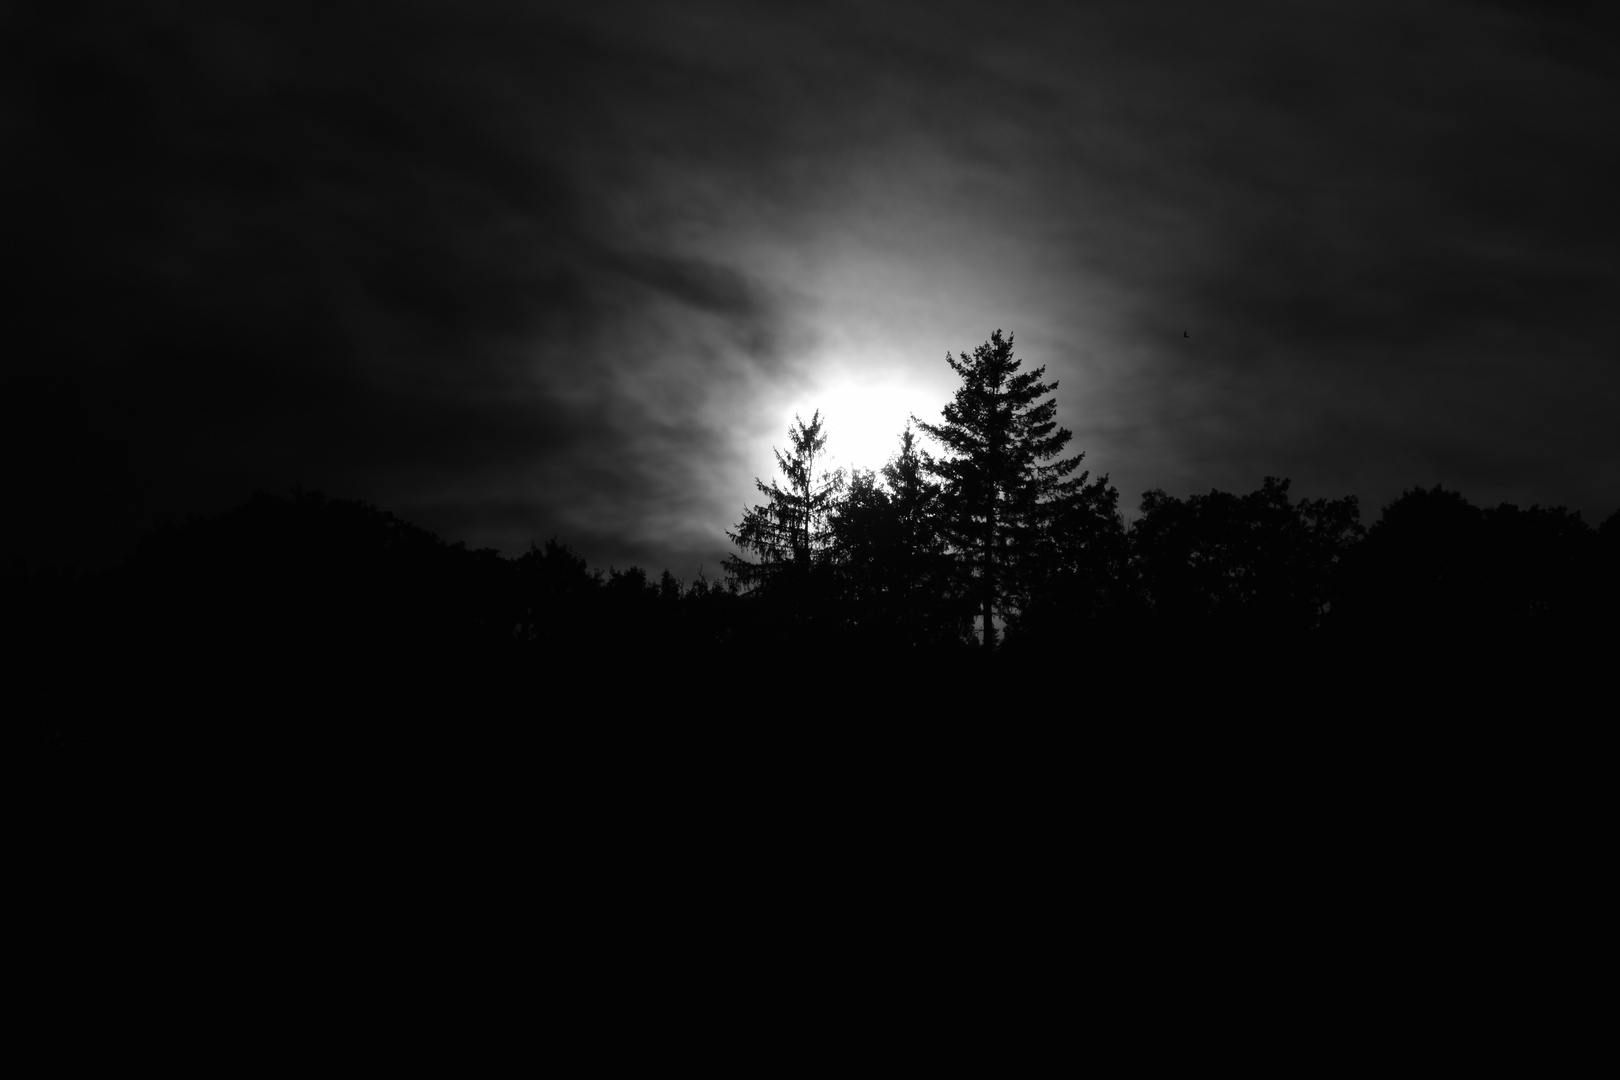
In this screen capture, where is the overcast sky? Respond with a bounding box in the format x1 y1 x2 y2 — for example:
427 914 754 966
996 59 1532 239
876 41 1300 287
6 0 1618 576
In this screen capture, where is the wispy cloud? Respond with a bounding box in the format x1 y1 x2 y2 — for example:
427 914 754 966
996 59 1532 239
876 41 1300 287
5 0 1616 577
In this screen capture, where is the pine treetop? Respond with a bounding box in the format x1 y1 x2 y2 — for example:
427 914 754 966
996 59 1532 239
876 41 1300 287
724 410 844 591
915 329 1087 510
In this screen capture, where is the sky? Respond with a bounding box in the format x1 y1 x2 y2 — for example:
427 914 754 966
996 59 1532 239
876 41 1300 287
5 0 1618 578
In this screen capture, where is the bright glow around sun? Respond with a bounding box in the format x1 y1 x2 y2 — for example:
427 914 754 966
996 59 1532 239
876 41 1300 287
786 376 923 477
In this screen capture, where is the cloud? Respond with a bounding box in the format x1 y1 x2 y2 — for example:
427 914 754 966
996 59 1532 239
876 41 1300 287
1 0 819 573
5 0 1616 578
819 0 1620 519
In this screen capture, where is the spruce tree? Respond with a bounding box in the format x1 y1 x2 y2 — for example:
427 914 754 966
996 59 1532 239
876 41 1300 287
724 410 844 598
915 330 1090 650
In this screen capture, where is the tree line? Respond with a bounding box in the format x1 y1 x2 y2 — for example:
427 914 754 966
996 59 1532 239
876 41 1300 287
11 330 1617 751
720 329 1618 659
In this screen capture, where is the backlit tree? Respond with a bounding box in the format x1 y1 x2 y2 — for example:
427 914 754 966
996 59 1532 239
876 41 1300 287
724 410 844 598
915 330 1091 649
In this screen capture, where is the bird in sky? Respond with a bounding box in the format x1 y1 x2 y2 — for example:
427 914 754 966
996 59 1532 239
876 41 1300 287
1183 331 1189 338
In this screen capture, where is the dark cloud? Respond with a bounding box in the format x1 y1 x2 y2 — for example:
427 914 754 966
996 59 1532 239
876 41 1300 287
870 0 1620 518
4 0 1616 579
1088 0 1620 513
2 0 808 573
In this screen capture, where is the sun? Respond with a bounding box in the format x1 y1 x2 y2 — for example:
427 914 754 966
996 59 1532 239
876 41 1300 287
787 377 923 477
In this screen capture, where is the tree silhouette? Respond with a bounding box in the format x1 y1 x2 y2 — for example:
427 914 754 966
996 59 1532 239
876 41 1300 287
724 410 844 608
513 537 600 650
1129 477 1362 639
1335 484 1486 642
915 330 1090 650
1002 469 1128 653
830 422 970 649
1335 485 1604 648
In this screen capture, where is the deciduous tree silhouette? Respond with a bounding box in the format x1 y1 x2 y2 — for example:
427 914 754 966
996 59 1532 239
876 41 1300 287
1335 485 1605 650
915 330 1090 650
1130 477 1362 639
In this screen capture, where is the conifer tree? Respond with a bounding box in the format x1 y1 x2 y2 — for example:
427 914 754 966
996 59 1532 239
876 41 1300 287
915 330 1091 649
830 421 970 648
882 422 943 569
724 410 844 597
